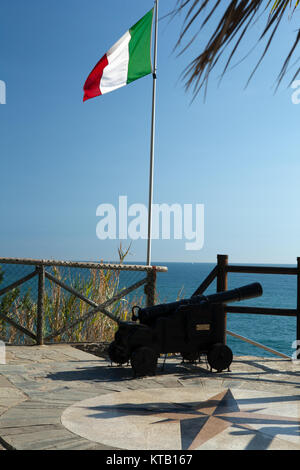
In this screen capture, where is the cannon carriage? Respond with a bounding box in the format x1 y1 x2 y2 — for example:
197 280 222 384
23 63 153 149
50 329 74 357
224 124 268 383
107 282 263 377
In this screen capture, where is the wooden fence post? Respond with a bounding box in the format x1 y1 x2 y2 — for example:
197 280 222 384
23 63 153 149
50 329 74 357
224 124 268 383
217 254 228 344
145 267 157 307
217 254 228 293
37 265 45 345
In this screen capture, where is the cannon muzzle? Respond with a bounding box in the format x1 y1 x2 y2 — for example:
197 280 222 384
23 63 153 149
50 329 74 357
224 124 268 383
204 282 263 305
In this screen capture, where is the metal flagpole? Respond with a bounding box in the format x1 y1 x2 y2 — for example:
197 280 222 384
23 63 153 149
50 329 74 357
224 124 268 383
147 0 159 266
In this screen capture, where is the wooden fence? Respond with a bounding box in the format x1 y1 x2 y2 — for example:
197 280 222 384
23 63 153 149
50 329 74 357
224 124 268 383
0 255 298 359
0 257 167 345
193 254 299 359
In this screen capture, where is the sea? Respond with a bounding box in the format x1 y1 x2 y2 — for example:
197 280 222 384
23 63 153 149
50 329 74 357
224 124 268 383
0 260 298 358
154 262 298 359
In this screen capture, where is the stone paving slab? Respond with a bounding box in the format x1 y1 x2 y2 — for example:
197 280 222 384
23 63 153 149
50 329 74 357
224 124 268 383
0 345 299 450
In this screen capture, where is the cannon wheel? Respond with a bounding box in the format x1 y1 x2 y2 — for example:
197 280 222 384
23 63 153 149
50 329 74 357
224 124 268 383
207 343 233 372
180 351 199 363
130 346 158 377
108 341 130 365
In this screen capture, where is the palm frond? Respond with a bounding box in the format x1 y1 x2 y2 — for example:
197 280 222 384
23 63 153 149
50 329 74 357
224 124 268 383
174 0 300 97
270 0 300 15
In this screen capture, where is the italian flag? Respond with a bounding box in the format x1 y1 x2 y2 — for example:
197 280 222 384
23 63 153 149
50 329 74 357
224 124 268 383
83 9 154 102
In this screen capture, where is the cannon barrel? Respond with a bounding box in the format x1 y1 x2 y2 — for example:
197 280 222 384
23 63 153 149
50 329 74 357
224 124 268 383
204 282 263 305
135 282 263 325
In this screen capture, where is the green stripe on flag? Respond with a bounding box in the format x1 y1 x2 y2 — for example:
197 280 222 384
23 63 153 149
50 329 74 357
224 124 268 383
127 8 154 85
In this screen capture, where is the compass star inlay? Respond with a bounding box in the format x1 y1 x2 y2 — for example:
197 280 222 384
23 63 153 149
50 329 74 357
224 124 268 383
150 389 300 449
61 387 300 450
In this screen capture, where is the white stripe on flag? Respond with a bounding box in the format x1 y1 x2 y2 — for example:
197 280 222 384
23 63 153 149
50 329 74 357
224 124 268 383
100 31 131 95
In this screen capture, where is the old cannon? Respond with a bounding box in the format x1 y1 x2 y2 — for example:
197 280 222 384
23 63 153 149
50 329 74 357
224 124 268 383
107 282 263 376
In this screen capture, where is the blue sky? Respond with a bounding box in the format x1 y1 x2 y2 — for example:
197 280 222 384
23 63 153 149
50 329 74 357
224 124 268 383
0 0 299 265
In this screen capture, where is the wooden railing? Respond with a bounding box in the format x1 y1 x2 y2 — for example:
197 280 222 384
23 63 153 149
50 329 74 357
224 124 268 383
1 254 297 359
0 257 167 345
192 254 299 359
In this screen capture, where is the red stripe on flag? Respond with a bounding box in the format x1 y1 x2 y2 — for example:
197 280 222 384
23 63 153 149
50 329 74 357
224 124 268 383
83 54 109 102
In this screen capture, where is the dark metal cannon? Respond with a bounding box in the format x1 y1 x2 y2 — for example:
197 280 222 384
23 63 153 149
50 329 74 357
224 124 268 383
107 282 263 376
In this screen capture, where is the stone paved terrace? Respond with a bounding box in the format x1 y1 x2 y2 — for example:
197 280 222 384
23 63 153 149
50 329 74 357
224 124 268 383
0 345 300 450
